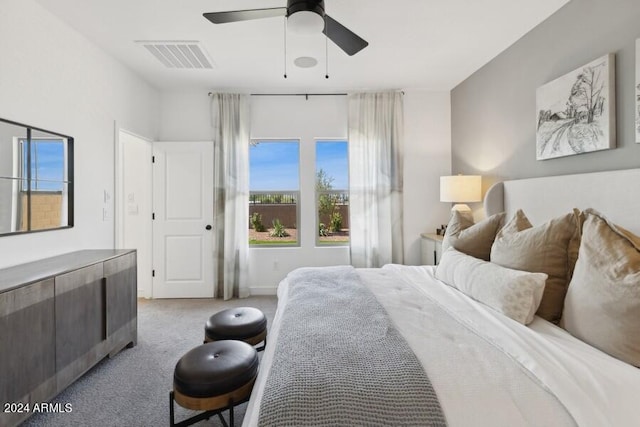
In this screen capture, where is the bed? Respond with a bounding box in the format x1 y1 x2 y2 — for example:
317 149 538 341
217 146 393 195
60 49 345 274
243 168 640 427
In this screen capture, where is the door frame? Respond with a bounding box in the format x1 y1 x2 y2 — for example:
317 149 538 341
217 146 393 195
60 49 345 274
114 124 153 298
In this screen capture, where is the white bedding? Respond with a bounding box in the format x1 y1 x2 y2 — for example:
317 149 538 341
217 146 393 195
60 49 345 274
244 265 640 427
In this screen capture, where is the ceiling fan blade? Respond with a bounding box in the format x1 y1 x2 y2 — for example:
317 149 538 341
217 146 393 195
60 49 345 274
203 7 287 24
322 15 368 56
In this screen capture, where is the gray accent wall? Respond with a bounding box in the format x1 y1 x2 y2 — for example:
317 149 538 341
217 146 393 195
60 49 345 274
451 0 640 187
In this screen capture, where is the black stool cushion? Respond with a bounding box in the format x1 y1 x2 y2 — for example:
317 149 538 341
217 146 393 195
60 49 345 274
205 307 267 341
173 341 259 398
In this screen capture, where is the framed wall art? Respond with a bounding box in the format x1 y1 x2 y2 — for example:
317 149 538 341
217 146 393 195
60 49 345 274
536 53 616 160
636 39 640 143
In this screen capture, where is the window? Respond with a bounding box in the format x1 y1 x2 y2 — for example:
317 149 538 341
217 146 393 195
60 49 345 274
249 140 300 246
316 140 349 245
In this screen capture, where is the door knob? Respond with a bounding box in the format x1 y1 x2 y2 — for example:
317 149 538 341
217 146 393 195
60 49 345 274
205 225 212 230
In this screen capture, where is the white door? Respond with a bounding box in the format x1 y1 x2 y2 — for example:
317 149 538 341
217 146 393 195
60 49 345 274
116 129 153 298
152 141 214 298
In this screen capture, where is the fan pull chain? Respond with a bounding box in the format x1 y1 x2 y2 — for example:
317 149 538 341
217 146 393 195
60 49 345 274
284 16 288 79
325 18 329 79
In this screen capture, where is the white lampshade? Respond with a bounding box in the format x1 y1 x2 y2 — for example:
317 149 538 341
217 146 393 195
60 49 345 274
440 175 482 212
288 11 325 35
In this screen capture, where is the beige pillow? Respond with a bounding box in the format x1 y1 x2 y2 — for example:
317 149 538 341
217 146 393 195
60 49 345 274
562 209 640 367
490 209 581 324
436 248 547 325
442 211 506 261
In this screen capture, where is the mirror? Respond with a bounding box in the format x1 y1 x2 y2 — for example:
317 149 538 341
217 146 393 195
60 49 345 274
0 118 73 236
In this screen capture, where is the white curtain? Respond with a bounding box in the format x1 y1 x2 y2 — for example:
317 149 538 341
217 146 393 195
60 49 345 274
348 92 404 267
210 93 251 299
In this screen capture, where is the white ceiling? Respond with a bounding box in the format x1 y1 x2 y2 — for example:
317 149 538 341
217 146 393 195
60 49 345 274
34 0 570 92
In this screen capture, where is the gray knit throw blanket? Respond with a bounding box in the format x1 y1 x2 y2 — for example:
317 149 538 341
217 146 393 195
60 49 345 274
258 266 447 427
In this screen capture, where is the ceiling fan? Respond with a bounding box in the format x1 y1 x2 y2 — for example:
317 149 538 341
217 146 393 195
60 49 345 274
203 0 369 56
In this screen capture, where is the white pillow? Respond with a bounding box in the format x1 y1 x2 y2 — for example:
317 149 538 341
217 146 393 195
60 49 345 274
436 248 547 325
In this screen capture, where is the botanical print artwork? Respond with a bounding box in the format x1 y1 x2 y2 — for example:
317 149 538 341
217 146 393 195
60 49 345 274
536 54 615 160
636 40 640 143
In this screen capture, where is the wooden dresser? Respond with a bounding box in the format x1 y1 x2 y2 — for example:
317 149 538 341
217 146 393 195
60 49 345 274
0 250 137 427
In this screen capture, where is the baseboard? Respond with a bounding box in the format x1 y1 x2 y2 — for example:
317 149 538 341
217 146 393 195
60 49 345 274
250 287 277 296
137 288 276 298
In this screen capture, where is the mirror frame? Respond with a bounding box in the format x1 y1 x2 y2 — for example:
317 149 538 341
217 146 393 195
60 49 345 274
0 117 74 237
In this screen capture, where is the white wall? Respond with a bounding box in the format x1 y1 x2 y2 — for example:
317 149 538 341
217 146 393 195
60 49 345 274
159 90 211 141
160 89 452 292
249 95 350 293
0 2 450 281
117 131 153 298
0 0 160 269
160 92 349 292
403 90 452 265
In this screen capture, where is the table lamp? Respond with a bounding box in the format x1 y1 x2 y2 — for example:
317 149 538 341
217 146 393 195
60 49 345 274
440 175 482 213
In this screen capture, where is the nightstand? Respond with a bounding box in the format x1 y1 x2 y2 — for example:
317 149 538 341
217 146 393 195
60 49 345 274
420 233 444 265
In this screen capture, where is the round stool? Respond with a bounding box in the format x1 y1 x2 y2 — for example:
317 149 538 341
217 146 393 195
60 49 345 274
204 307 267 351
170 340 259 427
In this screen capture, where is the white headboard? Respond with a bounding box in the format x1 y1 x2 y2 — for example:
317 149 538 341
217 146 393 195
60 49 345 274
484 168 640 235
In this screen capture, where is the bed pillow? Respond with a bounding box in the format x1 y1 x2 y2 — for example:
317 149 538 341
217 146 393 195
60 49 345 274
436 248 547 325
442 211 506 261
562 209 640 367
490 209 581 324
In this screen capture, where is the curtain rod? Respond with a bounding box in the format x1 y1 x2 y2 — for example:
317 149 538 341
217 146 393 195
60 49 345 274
207 92 404 97
251 93 348 97
207 92 346 97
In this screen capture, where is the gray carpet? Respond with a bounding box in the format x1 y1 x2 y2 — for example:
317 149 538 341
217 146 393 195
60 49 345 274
23 296 277 427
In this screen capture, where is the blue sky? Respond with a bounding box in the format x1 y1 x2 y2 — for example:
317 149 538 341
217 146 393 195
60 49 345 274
316 141 348 189
23 140 65 190
250 140 348 191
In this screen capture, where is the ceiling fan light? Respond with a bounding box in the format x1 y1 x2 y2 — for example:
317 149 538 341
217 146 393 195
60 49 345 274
288 11 324 35
294 56 318 68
